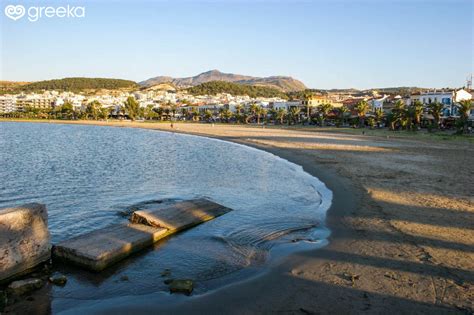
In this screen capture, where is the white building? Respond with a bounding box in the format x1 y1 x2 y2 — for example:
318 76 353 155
370 95 389 110
414 89 472 117
0 95 17 113
272 101 302 111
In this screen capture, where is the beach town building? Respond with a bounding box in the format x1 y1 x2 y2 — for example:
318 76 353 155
271 101 302 111
0 95 18 113
369 94 390 110
413 89 472 117
303 95 343 108
15 94 54 110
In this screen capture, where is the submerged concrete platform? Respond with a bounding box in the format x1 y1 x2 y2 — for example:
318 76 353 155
53 223 168 271
53 199 231 271
130 198 232 232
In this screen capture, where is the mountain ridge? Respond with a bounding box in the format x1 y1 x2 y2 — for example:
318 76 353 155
139 70 307 92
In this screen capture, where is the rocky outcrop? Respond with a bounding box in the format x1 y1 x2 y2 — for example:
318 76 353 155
0 204 51 283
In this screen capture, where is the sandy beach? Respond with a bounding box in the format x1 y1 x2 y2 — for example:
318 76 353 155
3 120 474 314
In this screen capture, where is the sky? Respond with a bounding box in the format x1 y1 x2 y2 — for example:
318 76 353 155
1 0 473 89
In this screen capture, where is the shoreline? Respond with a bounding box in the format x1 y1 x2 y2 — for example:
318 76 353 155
2 120 473 313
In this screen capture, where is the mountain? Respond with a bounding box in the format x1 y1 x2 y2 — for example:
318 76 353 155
139 70 307 92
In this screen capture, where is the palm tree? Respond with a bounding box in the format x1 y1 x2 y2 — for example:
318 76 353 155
234 104 244 124
204 110 213 122
219 108 232 122
249 103 260 124
428 101 444 129
411 100 424 128
457 100 472 133
355 100 369 128
169 104 178 121
374 108 384 128
392 100 408 130
303 92 314 123
268 108 277 124
180 107 189 120
276 108 287 125
289 107 301 125
337 105 349 127
318 103 333 126
255 106 267 124
191 107 200 121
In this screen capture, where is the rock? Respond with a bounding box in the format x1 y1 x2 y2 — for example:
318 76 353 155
163 278 174 285
8 278 44 296
0 203 51 283
49 273 67 286
168 279 194 295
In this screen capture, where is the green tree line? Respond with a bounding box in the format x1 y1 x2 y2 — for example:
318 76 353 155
1 78 138 94
187 81 288 99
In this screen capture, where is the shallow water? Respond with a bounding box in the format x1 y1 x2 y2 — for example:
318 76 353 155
0 122 331 312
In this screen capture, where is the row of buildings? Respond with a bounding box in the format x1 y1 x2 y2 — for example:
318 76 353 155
1 88 473 119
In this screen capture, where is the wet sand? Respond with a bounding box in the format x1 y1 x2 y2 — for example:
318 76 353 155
3 120 474 314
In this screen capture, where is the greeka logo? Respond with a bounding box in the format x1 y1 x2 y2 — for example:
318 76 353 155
4 4 85 22
4 4 25 20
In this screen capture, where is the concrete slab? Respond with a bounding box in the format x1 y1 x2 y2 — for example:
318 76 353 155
52 223 168 271
130 198 232 232
53 199 232 271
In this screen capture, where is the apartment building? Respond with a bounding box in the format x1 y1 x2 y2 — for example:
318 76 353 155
0 95 18 113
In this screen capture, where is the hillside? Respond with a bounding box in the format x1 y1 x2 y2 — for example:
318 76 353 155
186 81 288 99
140 70 306 92
2 78 138 93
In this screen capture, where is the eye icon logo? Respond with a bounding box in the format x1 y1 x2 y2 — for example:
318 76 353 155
4 5 25 21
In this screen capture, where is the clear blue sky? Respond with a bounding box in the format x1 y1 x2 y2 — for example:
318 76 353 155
1 0 473 89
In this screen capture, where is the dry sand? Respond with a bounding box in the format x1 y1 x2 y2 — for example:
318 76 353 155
3 120 474 314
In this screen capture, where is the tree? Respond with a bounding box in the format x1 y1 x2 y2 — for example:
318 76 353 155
249 103 260 124
85 100 102 120
99 106 110 120
61 101 75 119
457 100 472 133
428 101 444 129
180 107 189 120
276 108 287 125
220 108 233 123
123 96 140 121
143 104 157 120
374 108 384 128
204 110 213 121
411 100 424 128
337 105 349 126
318 103 333 126
234 104 245 123
169 104 178 121
191 107 200 121
289 107 301 125
303 92 314 123
392 100 408 130
355 100 369 127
